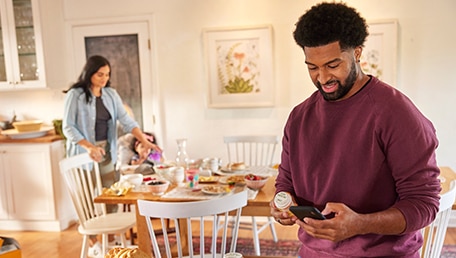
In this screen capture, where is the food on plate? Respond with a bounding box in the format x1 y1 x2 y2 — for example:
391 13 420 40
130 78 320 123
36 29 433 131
271 163 280 170
228 162 246 171
202 185 230 194
199 176 217 183
226 175 245 184
104 247 150 258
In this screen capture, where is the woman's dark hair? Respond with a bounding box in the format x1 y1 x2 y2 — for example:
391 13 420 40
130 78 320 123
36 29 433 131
63 55 112 103
293 2 369 51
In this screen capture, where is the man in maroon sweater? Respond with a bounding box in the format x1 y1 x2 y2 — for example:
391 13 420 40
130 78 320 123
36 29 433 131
271 2 440 257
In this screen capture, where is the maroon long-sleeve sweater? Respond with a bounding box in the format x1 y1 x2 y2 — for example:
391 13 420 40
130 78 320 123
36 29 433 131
276 76 440 257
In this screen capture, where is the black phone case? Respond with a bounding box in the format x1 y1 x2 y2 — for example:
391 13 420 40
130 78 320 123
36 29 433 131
289 206 326 220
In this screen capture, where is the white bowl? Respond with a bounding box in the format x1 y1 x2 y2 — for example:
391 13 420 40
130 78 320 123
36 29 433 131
120 174 143 190
154 164 176 180
244 174 268 190
146 180 169 195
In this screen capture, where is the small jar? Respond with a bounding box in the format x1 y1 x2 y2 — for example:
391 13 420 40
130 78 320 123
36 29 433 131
274 191 293 215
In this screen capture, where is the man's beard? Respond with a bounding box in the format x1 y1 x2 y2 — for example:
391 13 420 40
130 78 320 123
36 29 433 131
316 61 357 101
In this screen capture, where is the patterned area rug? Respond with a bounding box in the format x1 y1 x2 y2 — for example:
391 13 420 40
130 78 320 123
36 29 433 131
442 245 456 257
156 236 301 256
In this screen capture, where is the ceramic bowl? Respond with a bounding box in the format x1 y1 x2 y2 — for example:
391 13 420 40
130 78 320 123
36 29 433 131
146 180 169 195
153 164 176 181
120 173 143 190
244 174 268 190
12 120 43 132
169 167 185 184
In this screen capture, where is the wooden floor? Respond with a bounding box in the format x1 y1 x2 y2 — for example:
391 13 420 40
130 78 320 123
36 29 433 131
1 221 456 258
0 219 299 258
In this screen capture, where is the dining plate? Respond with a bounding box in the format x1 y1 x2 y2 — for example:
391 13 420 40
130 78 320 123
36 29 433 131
219 175 246 185
1 126 53 139
201 185 230 195
199 176 219 184
220 166 249 173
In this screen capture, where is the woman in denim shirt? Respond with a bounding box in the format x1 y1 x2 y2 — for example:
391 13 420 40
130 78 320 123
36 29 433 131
62 55 161 255
63 55 161 180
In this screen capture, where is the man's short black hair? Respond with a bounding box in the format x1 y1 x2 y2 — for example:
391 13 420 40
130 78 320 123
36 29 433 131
293 2 369 50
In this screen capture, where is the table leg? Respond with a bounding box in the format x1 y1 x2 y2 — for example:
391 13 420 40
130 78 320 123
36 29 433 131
136 207 152 255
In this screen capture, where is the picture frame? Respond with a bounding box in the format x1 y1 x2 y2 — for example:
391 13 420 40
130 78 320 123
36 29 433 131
361 20 398 86
203 25 274 108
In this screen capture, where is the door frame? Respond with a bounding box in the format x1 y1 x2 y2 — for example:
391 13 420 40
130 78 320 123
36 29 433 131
66 15 163 145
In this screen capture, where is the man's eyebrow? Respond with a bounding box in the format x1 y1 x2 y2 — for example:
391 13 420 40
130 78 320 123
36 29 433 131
305 58 342 67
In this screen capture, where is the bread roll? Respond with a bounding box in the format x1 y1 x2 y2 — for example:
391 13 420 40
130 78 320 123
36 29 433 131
229 162 246 170
104 247 151 258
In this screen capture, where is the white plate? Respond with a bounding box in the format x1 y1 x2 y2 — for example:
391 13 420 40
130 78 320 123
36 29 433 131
220 166 249 173
219 176 246 185
1 126 53 139
198 176 219 184
201 185 230 195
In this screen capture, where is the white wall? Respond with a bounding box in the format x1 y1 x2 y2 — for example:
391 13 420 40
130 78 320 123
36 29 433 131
1 0 455 168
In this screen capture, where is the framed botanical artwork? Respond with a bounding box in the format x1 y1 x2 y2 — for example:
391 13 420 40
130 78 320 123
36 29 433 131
361 20 398 86
203 25 274 108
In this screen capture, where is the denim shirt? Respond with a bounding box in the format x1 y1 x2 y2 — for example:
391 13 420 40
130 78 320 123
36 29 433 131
62 87 138 164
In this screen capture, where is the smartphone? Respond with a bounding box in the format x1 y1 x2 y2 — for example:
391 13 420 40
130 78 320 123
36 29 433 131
289 205 326 220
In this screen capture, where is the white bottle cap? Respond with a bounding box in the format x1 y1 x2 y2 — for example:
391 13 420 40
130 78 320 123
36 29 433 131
274 191 292 210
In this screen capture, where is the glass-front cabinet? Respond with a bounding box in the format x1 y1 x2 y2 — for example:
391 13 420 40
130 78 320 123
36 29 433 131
0 0 45 90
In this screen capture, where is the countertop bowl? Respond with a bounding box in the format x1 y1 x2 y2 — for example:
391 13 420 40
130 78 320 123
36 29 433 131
146 180 169 195
244 174 268 190
12 120 43 132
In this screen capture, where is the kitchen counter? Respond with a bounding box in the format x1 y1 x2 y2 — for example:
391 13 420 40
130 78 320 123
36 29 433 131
0 129 64 143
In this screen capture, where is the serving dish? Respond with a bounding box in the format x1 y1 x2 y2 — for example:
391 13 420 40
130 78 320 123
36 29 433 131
201 185 230 195
1 126 53 139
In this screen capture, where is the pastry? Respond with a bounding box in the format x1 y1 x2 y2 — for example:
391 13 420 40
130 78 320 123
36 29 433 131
104 247 151 258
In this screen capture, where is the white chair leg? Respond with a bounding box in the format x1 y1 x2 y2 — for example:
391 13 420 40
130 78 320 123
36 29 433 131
268 217 278 242
101 234 108 255
251 216 261 256
120 233 127 247
81 235 89 258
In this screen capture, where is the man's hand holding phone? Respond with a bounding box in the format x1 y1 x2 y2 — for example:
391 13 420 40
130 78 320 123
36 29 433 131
290 206 327 220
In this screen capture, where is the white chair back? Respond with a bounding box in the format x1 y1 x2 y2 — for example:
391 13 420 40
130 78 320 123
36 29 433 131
60 153 107 224
60 153 136 258
137 190 248 258
421 180 456 258
223 135 279 255
224 135 278 166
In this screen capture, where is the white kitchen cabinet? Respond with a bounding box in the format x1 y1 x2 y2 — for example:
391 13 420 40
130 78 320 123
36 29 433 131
0 140 77 231
0 0 46 90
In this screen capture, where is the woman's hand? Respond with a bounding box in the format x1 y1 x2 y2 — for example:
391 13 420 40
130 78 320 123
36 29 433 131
78 139 105 162
87 145 105 163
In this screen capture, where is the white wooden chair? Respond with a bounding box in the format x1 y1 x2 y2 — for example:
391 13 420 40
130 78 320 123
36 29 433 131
59 153 136 258
223 135 279 256
137 190 248 258
420 179 456 258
